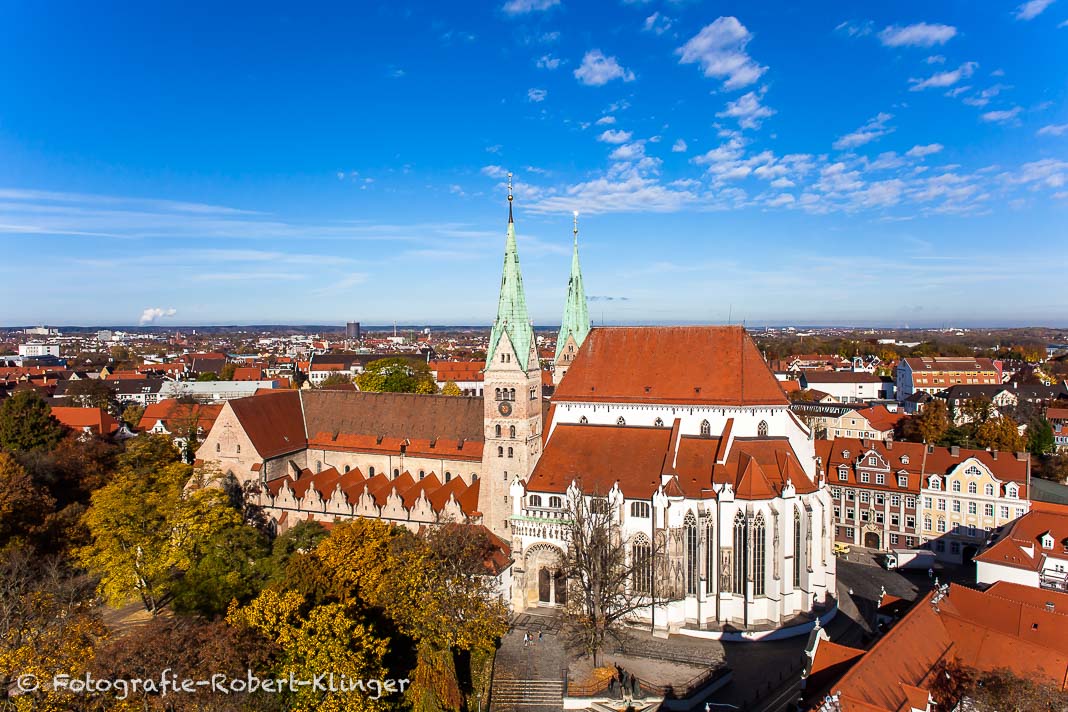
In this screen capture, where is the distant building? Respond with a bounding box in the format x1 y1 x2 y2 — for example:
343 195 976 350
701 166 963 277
429 360 484 396
822 404 905 440
51 406 119 438
1049 407 1068 453
346 321 361 340
799 369 891 402
896 356 1001 402
158 380 281 403
18 342 60 358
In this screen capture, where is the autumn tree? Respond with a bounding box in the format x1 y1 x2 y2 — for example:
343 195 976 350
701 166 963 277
318 372 354 388
121 403 145 427
559 490 671 665
64 377 116 410
1028 417 1055 455
929 657 1068 711
440 380 463 397
356 357 437 394
220 362 237 380
975 415 1027 452
0 452 55 549
0 391 65 453
960 395 994 425
900 399 950 444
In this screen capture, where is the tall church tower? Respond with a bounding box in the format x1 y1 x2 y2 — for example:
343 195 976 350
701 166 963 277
481 174 543 541
552 211 590 386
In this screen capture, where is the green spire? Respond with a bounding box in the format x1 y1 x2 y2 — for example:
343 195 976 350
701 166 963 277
555 211 590 362
486 174 535 371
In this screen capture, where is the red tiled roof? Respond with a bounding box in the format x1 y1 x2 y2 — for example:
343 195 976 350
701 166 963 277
232 366 264 381
553 326 789 406
974 501 1068 571
853 405 906 433
138 399 223 435
228 390 307 459
902 356 999 372
51 406 118 435
801 370 882 384
1047 407 1068 421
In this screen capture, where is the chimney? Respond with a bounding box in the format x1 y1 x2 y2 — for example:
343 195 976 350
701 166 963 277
951 445 960 457
886 440 894 450
1047 601 1055 613
992 450 998 460
1016 451 1027 461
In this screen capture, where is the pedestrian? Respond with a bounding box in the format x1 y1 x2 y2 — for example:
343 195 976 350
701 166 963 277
523 632 529 647
538 630 543 644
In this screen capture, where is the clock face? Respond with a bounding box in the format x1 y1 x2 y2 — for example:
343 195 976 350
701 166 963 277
498 401 512 416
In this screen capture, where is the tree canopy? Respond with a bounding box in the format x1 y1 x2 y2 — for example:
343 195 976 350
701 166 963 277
0 391 65 453
356 358 437 394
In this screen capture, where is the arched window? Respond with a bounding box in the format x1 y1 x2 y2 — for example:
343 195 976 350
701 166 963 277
507 447 514 458
498 446 504 458
631 534 652 594
495 424 501 438
793 508 803 588
757 420 768 437
654 417 664 427
590 498 608 514
419 470 425 478
952 481 961 492
530 387 536 401
344 465 350 473
529 494 542 508
617 416 626 426
579 416 588 424
495 388 501 401
549 496 562 508
216 443 221 453
393 468 400 477
471 473 478 481
684 512 698 596
733 511 746 594
967 482 977 494
445 471 451 482
509 425 516 439
630 501 650 518
700 419 711 437
984 483 994 497
509 388 516 401
236 444 241 454
705 514 716 594
753 512 767 596
368 466 375 477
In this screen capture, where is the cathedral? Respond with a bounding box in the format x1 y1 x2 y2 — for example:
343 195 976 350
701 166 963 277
199 179 836 632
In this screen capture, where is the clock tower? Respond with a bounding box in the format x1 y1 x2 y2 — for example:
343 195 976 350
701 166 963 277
480 174 543 541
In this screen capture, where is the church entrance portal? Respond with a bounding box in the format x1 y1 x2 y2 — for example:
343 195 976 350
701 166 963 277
864 532 880 550
536 567 567 605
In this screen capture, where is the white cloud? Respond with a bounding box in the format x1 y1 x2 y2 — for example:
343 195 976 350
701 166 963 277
878 22 957 47
139 307 176 325
671 139 688 153
574 50 635 86
909 61 977 91
835 20 873 38
502 0 559 14
676 17 767 90
833 112 895 150
481 165 508 178
1037 123 1068 136
716 90 775 130
536 54 562 70
1015 0 1055 20
906 143 944 158
527 88 547 102
981 107 1022 123
960 84 1009 107
1002 158 1068 188
926 55 946 64
597 129 633 144
595 116 616 125
643 12 673 35
609 142 646 161
766 193 796 207
770 177 795 188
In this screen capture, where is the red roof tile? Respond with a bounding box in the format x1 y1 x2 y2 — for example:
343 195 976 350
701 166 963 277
51 406 118 435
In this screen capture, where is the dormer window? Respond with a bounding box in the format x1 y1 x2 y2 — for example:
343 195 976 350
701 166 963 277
842 450 850 459
901 455 910 464
1006 485 1018 499
898 475 908 488
1041 533 1054 550
929 478 941 491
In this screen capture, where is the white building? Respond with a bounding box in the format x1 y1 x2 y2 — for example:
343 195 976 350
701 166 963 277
18 342 60 357
975 502 1068 592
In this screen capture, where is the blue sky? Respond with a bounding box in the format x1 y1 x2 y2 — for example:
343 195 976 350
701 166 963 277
1 1 1065 328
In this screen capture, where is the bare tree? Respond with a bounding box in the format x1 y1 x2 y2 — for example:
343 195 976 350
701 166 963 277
558 488 672 665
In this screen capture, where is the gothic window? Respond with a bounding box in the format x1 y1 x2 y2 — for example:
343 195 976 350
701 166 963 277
510 425 516 439
753 512 767 596
579 416 588 424
794 508 802 588
498 446 504 458
495 424 501 438
617 416 626 426
507 447 514 458
705 515 715 594
216 443 220 452
758 420 769 437
393 468 399 477
654 417 664 427
632 534 652 594
344 465 350 473
445 471 451 482
630 501 650 518
529 494 542 508
684 512 698 596
732 511 746 595
369 466 375 477
495 388 501 401
701 419 711 437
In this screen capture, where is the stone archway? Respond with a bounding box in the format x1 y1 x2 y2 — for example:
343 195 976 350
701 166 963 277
864 531 881 550
522 543 566 609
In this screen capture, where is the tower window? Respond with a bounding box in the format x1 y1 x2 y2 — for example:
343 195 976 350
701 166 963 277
654 417 664 427
508 447 514 458
509 425 516 438
445 471 451 482
393 468 399 477
495 388 501 401
700 419 711 437
495 424 502 438
758 420 768 437
617 416 626 426
368 466 375 477
580 416 588 424
216 443 220 452
498 446 504 458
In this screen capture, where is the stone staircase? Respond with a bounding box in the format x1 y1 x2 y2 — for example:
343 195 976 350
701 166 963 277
489 678 564 712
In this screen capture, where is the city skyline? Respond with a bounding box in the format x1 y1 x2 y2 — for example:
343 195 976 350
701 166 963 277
1 1 1066 327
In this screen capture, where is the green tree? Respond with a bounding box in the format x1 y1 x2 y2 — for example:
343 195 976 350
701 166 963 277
121 404 145 428
65 378 115 410
1028 418 1055 455
220 362 237 380
440 381 463 397
960 396 994 425
196 371 219 382
318 372 354 388
975 415 1027 452
171 518 271 617
0 391 65 453
356 358 437 394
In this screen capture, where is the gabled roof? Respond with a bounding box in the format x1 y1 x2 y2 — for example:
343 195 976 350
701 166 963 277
553 326 789 406
227 390 306 459
51 406 118 435
975 501 1068 571
301 390 484 444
